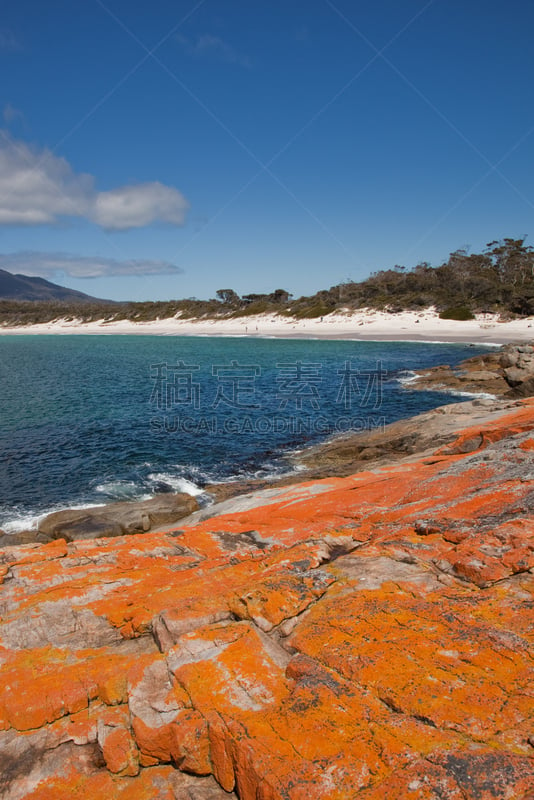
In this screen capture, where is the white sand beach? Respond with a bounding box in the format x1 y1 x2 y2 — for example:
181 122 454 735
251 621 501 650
1 308 533 344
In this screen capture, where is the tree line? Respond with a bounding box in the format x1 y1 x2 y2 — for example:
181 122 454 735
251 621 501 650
1 237 533 325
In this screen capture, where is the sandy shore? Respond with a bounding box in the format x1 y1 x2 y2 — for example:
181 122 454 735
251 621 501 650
1 308 533 343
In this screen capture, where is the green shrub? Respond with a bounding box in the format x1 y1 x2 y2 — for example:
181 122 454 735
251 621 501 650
232 301 271 316
438 307 475 321
293 304 333 319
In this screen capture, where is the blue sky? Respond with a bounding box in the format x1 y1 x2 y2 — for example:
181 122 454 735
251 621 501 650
0 0 533 301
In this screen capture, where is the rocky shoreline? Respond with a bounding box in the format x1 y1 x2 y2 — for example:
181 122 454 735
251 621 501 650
0 493 200 548
1 391 533 797
1 397 528 548
409 341 534 398
3 341 534 549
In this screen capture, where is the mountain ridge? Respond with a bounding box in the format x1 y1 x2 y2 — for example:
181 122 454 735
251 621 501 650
0 269 115 304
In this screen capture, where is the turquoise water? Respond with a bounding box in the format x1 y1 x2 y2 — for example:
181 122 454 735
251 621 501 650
0 336 492 531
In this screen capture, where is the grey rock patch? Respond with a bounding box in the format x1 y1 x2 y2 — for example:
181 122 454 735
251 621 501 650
209 529 273 553
0 738 103 800
0 601 124 650
128 658 182 728
156 770 239 799
334 554 443 592
36 493 199 542
153 609 233 652
183 482 337 525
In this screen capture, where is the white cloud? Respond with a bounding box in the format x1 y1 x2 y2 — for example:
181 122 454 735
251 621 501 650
0 138 92 225
176 33 251 67
0 251 184 279
0 134 189 230
93 182 188 230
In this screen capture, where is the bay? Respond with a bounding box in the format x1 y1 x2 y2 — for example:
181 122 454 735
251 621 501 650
0 335 492 531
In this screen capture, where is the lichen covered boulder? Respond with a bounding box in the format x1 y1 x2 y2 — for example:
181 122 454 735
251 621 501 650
1 400 534 798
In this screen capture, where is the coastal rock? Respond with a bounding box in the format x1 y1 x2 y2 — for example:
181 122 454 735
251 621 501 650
36 493 199 542
289 397 523 477
1 399 534 797
460 368 501 381
410 341 534 397
509 377 534 398
0 530 52 547
503 365 533 386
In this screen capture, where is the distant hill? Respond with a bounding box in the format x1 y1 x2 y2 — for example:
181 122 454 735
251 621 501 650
0 270 115 304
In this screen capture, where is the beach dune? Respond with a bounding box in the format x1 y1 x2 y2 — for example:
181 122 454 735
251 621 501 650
1 308 533 343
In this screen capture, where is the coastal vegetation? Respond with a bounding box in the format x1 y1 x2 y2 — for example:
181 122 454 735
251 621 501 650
1 237 533 326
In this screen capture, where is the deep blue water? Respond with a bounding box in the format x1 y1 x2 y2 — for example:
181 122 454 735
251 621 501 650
0 335 493 531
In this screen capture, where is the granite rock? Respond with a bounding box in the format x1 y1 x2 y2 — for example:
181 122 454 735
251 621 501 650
1 400 534 798
36 493 199 542
410 341 534 398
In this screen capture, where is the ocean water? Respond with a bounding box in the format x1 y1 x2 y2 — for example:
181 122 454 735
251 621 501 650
0 335 493 532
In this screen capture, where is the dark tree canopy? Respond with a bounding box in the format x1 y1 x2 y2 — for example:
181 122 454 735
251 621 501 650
216 289 240 305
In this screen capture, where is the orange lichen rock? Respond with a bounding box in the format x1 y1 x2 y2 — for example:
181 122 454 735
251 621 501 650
1 399 534 798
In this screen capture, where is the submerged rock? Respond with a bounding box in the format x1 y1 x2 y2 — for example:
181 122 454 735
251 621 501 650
1 399 534 797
